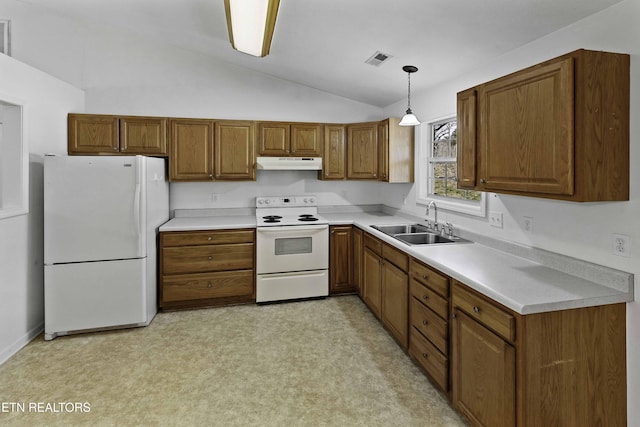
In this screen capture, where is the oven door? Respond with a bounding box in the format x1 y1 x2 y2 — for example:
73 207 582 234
256 224 329 274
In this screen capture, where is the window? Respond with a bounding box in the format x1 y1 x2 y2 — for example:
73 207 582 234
416 116 485 217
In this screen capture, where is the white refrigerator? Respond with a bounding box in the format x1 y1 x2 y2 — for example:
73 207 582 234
43 155 169 340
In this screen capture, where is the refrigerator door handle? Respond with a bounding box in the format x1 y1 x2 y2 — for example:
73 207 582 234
133 182 144 257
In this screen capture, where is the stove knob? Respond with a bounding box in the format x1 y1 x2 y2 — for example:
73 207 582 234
258 199 263 205
265 199 271 205
309 198 315 204
303 198 309 203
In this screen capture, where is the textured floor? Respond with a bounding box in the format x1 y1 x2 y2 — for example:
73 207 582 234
0 296 466 426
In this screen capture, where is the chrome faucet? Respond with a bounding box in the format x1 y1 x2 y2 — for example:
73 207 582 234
426 201 438 231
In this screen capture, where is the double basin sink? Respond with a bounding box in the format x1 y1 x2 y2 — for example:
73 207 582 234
371 223 470 246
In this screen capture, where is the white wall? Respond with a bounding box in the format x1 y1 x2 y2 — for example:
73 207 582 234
383 0 640 421
0 54 84 364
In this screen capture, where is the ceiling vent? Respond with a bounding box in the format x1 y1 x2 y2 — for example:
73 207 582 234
365 51 392 67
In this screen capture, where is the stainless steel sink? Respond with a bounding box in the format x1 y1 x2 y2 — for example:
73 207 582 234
371 223 431 235
394 233 454 245
371 223 470 245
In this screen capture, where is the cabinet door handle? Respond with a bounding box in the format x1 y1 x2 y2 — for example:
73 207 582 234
480 178 486 184
207 236 212 241
473 306 480 313
422 319 429 326
422 352 428 359
207 282 212 288
208 256 212 260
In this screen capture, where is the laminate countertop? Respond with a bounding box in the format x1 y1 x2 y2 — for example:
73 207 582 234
158 212 633 315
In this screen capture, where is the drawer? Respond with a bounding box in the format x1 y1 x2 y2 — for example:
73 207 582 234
162 229 255 247
452 281 516 342
382 243 409 272
410 298 448 355
410 279 448 320
163 243 254 275
364 233 382 255
410 259 449 298
162 270 254 302
409 327 448 392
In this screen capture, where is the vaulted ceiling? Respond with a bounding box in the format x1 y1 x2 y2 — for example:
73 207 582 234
21 0 624 106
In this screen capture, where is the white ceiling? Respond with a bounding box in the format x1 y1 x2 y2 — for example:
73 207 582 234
22 0 624 107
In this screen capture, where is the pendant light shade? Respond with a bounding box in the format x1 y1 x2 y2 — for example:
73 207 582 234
399 65 420 126
224 0 280 57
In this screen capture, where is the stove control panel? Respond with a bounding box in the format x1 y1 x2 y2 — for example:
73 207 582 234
256 196 317 207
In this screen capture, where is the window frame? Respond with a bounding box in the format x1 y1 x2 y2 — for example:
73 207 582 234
0 94 28 220
415 115 486 217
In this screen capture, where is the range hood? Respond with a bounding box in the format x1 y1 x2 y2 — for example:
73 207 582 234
256 157 322 171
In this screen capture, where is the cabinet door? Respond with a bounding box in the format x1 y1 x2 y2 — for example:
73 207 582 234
378 119 389 181
347 123 378 179
479 58 574 195
452 309 516 427
456 89 477 189
258 122 289 155
382 261 408 348
169 119 214 181
321 125 346 180
362 247 382 318
291 124 322 156
68 114 119 154
214 121 255 180
120 116 168 155
329 225 354 294
352 227 363 296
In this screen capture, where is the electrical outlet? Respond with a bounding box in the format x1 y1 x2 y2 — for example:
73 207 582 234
523 216 533 234
489 211 503 228
612 234 631 257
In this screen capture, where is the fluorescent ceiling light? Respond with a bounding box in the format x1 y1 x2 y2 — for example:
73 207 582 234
224 0 280 57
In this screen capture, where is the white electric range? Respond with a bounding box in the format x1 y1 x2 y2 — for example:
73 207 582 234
255 196 329 303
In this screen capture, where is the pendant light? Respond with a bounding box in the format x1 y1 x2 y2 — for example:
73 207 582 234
399 65 420 126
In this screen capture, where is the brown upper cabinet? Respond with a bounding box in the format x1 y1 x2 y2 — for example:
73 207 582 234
257 122 322 156
457 49 630 201
320 125 346 180
378 118 414 183
347 122 379 179
214 121 256 180
169 119 256 182
68 114 168 156
334 119 413 182
169 118 215 181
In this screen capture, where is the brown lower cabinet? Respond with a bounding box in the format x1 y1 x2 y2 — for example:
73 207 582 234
357 230 626 426
329 225 355 295
159 229 256 310
361 232 408 349
451 280 626 427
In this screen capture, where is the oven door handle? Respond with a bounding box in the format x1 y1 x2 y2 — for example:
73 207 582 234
257 225 329 233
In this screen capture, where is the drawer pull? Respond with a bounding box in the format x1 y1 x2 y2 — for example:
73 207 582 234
473 306 480 313
208 256 212 260
207 282 212 288
422 352 428 359
422 319 429 326
207 236 212 241
422 294 429 300
422 274 428 280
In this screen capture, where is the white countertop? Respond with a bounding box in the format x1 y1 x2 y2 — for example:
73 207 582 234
158 211 633 315
159 215 256 231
